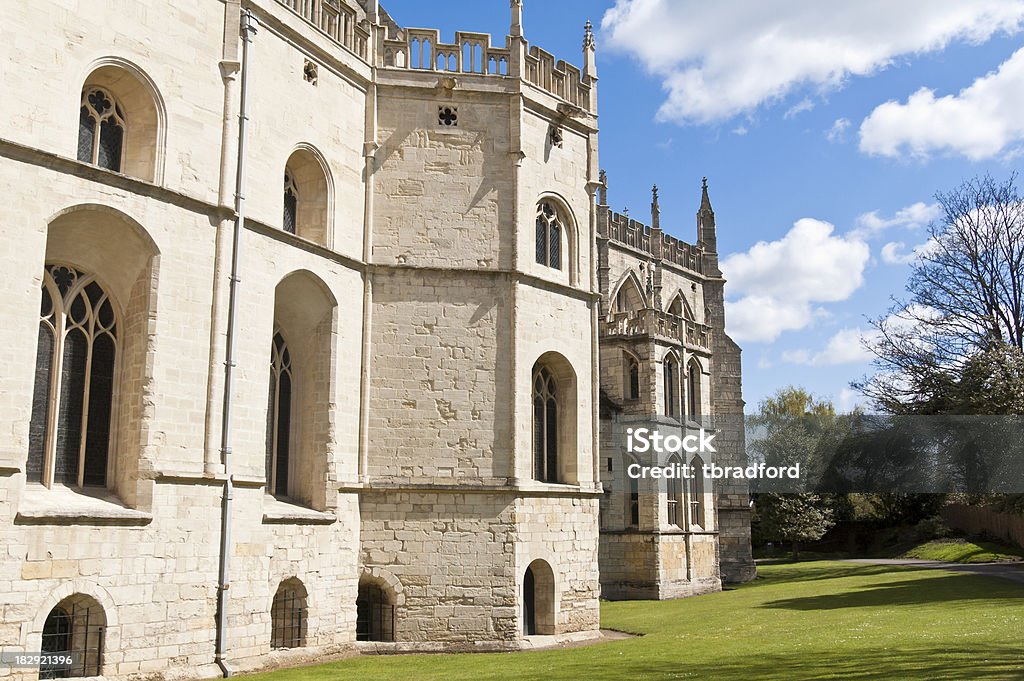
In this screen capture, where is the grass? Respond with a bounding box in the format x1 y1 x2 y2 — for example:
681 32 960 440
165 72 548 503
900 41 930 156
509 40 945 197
241 561 1024 681
899 538 1024 563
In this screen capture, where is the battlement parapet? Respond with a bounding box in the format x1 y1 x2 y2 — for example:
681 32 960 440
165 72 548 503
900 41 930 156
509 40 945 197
604 210 705 274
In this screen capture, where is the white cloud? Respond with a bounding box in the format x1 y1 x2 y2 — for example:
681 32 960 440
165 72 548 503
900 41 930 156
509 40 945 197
850 202 940 239
785 328 879 366
601 0 1024 124
784 98 815 119
860 46 1024 160
827 118 851 143
731 125 749 136
836 387 867 413
721 219 870 343
880 238 938 265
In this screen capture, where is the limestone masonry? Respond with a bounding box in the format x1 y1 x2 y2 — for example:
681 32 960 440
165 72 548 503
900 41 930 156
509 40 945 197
0 0 754 678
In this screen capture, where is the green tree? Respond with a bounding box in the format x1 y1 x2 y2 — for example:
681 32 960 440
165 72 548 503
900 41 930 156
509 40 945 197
755 493 835 561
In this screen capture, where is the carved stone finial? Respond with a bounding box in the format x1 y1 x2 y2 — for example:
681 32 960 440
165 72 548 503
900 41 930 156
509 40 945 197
702 176 708 190
583 20 595 50
598 169 608 205
652 184 659 204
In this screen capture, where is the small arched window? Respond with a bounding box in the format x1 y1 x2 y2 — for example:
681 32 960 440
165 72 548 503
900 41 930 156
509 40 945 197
625 354 640 400
39 596 106 678
663 356 677 418
78 87 125 172
28 265 118 488
687 359 701 418
532 366 558 483
667 455 683 527
535 202 562 270
271 580 307 649
266 330 293 498
356 579 395 642
283 171 298 235
689 455 705 528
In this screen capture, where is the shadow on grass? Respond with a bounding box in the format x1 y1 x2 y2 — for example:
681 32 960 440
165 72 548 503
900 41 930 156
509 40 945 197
762 572 1024 611
751 561 935 585
400 643 1024 681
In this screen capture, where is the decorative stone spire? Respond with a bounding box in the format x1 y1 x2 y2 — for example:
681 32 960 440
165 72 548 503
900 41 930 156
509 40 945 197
651 184 660 230
598 169 607 205
510 0 523 38
583 19 597 80
700 176 713 214
697 176 717 254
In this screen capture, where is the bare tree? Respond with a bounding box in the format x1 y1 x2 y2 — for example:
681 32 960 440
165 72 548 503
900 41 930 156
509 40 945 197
859 174 1024 414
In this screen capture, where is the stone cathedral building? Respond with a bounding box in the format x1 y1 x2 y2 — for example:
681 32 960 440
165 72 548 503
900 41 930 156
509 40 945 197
0 0 753 678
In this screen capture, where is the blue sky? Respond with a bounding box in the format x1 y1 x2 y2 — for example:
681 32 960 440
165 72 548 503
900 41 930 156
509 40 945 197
384 1 1024 412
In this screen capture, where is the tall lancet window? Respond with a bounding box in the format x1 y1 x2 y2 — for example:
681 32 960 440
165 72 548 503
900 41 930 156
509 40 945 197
28 265 118 487
532 366 559 483
283 170 298 235
78 88 125 172
664 356 677 418
267 330 293 497
535 201 561 270
687 360 701 418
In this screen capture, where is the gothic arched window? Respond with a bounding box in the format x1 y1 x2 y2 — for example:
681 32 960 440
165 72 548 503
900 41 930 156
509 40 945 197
689 455 705 528
667 455 683 527
266 330 293 498
687 359 701 418
664 356 677 418
532 366 559 483
28 265 117 488
271 580 307 649
625 354 640 400
535 202 562 270
77 87 125 172
283 171 298 235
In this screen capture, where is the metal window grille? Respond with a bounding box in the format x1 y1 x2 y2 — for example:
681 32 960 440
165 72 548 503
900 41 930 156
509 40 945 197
39 603 104 679
356 584 394 642
271 587 306 649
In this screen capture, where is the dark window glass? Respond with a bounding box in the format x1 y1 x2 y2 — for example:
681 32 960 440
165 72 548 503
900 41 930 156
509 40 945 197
77 108 95 163
28 323 55 483
535 215 546 265
55 328 88 485
83 333 115 486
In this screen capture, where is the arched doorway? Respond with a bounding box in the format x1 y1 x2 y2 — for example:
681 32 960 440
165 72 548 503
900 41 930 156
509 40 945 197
522 559 555 636
356 578 394 642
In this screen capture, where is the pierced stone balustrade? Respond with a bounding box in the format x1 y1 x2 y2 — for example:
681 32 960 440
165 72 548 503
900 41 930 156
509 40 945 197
601 309 712 352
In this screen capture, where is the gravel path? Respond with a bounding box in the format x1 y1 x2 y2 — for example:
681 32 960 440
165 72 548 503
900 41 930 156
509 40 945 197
843 558 1024 585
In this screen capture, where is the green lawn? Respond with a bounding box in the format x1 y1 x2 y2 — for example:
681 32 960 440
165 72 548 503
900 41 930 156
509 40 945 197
900 538 1024 563
244 561 1024 681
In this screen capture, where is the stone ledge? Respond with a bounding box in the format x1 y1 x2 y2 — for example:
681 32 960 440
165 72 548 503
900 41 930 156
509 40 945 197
262 495 336 525
15 485 152 526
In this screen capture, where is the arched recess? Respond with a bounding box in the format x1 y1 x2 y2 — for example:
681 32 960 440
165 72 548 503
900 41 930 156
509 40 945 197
27 580 120 676
78 58 166 183
283 145 333 247
535 193 580 286
622 349 640 401
271 578 308 649
624 453 640 528
530 351 578 484
610 270 647 314
33 205 160 504
356 572 398 642
523 559 556 636
268 270 337 508
666 291 695 320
